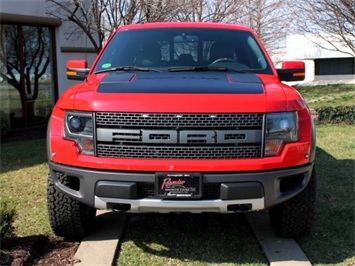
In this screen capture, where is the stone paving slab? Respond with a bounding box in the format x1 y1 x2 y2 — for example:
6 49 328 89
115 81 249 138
246 211 312 266
74 210 127 266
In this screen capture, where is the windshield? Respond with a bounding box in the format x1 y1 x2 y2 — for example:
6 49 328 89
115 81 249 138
93 28 273 74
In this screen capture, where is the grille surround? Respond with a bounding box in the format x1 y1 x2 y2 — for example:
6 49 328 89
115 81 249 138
95 112 264 159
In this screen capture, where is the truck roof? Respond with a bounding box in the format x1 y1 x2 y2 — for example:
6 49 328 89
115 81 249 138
116 22 253 33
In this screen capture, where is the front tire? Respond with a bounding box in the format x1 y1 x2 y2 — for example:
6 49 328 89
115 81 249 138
47 174 96 239
269 168 316 238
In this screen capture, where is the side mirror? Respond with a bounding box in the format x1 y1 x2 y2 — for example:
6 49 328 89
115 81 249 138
277 61 305 82
66 60 90 80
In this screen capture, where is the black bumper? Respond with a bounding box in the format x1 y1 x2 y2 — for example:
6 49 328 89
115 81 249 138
48 161 314 211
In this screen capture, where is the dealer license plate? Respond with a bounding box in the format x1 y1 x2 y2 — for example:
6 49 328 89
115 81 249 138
155 173 202 199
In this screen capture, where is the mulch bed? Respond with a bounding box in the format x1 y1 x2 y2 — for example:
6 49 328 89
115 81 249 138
0 235 79 266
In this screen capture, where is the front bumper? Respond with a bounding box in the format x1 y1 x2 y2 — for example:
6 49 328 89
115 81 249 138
48 161 314 213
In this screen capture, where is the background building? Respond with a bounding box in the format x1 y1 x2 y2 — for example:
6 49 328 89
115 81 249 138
282 34 355 85
0 0 97 129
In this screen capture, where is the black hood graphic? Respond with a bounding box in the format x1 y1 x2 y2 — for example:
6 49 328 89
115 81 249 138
97 72 264 94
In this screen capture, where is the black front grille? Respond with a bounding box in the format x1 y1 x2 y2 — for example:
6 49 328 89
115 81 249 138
96 112 263 128
95 112 264 159
97 144 261 159
138 183 220 199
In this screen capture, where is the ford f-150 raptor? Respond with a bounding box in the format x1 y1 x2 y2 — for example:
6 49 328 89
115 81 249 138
47 22 316 239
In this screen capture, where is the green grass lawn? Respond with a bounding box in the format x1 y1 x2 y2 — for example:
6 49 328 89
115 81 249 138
296 83 355 109
1 125 354 266
298 125 355 266
118 213 267 266
0 138 52 236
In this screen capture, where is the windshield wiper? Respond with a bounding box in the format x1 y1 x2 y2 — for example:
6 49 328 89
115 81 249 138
93 66 160 74
167 66 229 72
167 66 248 73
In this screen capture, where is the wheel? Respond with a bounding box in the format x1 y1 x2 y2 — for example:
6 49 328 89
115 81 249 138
47 174 96 239
269 168 316 238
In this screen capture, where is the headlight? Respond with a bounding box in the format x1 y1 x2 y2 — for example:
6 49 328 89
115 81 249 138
265 112 298 156
64 111 94 155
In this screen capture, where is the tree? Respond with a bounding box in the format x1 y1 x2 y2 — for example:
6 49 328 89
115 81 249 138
292 0 355 55
173 0 243 23
138 0 178 22
46 0 106 52
234 0 291 58
46 0 291 57
46 0 178 52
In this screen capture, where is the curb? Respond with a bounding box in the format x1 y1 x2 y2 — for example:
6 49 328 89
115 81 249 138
245 211 312 266
74 211 127 265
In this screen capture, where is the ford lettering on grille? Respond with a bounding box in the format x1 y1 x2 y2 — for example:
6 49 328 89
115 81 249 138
97 129 261 144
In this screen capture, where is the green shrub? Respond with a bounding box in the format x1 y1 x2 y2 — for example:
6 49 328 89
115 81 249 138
0 201 17 240
316 106 355 124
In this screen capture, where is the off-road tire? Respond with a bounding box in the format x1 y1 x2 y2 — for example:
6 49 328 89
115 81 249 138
47 174 96 239
269 167 316 238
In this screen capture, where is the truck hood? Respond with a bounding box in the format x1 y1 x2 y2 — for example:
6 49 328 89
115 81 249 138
96 72 264 94
59 72 305 113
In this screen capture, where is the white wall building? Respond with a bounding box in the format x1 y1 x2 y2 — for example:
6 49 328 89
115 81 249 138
282 34 355 85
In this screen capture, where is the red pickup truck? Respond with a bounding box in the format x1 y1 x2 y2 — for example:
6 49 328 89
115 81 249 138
47 22 316 239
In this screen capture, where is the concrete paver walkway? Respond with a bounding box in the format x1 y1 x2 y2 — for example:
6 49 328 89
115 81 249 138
74 211 127 265
245 211 312 266
74 210 313 266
